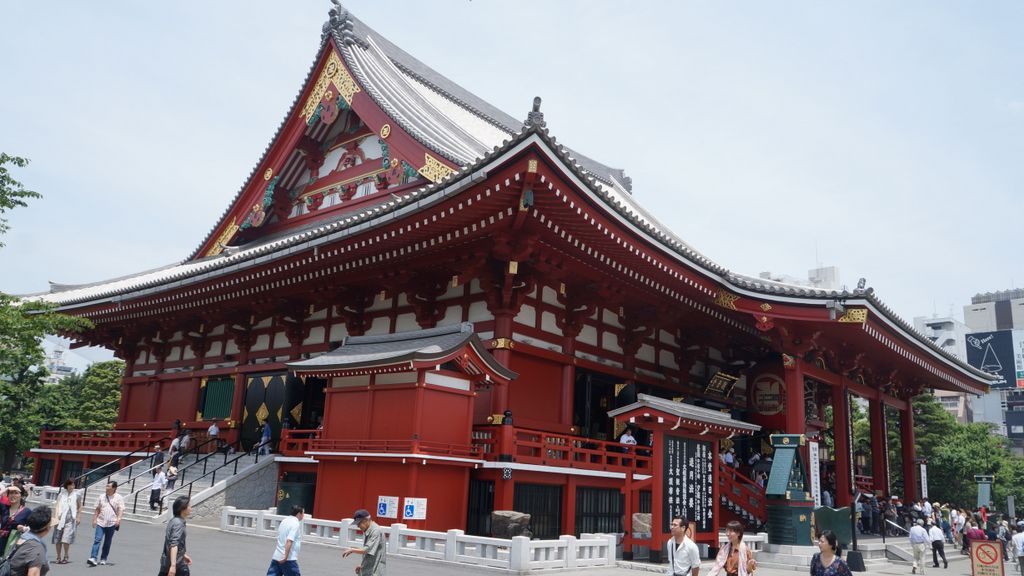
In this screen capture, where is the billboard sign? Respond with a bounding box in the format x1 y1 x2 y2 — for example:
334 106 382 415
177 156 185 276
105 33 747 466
966 331 1023 390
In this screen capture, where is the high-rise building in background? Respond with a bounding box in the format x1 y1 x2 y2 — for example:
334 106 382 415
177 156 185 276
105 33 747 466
913 315 973 423
961 289 1024 455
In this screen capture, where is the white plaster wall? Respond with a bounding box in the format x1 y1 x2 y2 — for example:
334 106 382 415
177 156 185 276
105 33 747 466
183 346 195 360
659 329 675 346
309 307 328 321
515 304 536 327
602 308 623 328
602 332 623 354
209 324 225 337
659 349 678 370
578 325 598 347
167 346 182 362
540 311 559 335
250 335 270 352
303 327 325 346
395 312 419 332
541 286 562 307
365 316 390 335
328 323 349 343
368 296 392 312
467 301 491 323
209 342 223 357
272 332 289 349
437 305 461 326
637 343 656 364
468 279 483 294
438 283 462 301
253 317 273 330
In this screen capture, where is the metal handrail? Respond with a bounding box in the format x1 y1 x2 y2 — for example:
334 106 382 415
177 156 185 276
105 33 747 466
131 438 270 515
72 434 173 503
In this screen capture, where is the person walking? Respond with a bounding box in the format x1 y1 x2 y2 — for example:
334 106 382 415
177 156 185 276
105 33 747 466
87 481 124 566
149 467 168 511
910 519 930 574
52 479 82 564
661 514 700 576
707 520 757 576
342 509 386 576
158 496 192 576
260 421 273 455
1011 525 1024 576
928 520 947 569
267 505 303 576
165 465 178 491
810 530 852 576
7 506 52 576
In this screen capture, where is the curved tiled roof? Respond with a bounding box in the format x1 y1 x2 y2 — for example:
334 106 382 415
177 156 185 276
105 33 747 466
30 6 993 390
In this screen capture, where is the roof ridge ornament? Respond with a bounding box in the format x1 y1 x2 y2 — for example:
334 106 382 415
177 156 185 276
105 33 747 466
322 0 353 43
524 96 546 129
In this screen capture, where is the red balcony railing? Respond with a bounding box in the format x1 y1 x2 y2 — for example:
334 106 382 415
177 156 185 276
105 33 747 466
279 428 321 457
473 426 652 475
297 434 481 460
855 474 874 494
38 429 175 452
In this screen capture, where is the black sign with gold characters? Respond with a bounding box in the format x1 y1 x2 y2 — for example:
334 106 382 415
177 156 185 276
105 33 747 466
663 434 714 532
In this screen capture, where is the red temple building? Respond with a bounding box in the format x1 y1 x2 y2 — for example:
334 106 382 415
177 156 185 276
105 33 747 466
28 4 992 555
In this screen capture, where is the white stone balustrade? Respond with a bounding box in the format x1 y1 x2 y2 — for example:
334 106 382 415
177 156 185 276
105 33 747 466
221 506 617 571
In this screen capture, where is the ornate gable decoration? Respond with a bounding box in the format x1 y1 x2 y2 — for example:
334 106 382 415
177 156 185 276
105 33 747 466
302 50 359 123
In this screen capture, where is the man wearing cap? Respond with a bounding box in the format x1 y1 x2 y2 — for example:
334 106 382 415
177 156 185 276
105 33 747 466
343 509 386 575
267 505 303 576
909 519 930 574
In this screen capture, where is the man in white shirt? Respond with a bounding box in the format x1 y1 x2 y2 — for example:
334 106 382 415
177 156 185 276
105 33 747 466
207 421 221 453
928 521 947 569
149 468 167 511
909 519 930 574
267 505 304 576
922 499 933 520
1010 526 1024 576
666 515 700 576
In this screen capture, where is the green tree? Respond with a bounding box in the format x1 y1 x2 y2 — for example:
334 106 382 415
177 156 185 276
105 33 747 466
0 153 91 469
0 153 41 246
66 360 124 429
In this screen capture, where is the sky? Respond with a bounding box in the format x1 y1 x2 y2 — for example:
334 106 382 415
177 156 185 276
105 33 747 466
1 1 1022 346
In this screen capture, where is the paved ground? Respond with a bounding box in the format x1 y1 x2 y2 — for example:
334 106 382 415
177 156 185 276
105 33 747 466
38 511 996 575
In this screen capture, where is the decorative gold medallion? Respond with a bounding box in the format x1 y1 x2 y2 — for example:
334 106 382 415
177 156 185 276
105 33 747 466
760 302 773 312
714 291 739 310
379 124 391 139
290 402 303 424
838 309 869 324
418 153 456 183
263 168 273 181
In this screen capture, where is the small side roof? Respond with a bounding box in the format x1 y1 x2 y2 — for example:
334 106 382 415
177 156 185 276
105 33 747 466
609 393 762 435
287 322 517 382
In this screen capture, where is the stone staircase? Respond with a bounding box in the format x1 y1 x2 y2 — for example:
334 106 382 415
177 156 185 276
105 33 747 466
37 450 269 524
756 542 894 571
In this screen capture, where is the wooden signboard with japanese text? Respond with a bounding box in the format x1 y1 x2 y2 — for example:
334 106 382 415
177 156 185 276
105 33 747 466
662 434 714 533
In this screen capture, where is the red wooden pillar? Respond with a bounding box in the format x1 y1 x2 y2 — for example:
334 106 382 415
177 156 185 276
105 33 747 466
783 358 806 435
564 475 577 536
831 383 852 506
229 372 246 429
561 338 576 428
869 398 889 495
490 313 513 415
900 400 918 503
